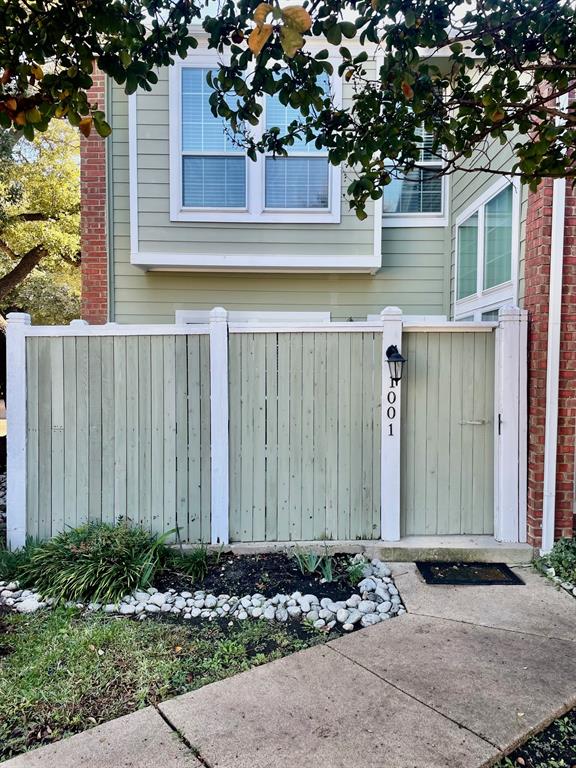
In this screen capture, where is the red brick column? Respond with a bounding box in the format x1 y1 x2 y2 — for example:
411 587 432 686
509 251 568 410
524 177 576 545
556 180 576 539
80 67 108 324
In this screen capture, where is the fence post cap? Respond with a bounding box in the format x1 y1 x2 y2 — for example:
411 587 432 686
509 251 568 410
6 312 31 325
209 307 228 322
380 306 403 318
498 305 522 320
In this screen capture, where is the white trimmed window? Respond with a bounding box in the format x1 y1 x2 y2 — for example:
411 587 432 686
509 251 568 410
382 127 446 227
169 57 341 223
454 179 519 321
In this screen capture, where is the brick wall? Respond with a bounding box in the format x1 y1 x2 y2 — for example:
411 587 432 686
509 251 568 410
524 177 576 545
80 67 108 324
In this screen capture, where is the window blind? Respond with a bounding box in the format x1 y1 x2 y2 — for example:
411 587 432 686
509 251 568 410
383 168 442 214
181 68 246 208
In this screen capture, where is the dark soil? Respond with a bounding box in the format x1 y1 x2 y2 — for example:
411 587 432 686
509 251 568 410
156 551 356 604
498 708 576 767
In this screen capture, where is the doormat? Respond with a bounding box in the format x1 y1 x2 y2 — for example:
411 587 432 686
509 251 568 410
415 561 525 586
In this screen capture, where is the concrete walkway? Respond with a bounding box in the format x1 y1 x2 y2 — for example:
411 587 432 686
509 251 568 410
4 564 576 768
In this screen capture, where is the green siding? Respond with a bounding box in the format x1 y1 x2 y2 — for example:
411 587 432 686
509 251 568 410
109 76 450 323
400 330 495 535
26 334 211 542
228 332 382 541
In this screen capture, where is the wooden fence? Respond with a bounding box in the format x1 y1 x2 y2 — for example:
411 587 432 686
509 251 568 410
6 307 527 548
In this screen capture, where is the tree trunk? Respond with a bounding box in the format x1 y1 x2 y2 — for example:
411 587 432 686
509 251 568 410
0 245 47 302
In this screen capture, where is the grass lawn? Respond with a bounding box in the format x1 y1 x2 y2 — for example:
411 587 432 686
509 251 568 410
496 708 576 767
0 606 326 762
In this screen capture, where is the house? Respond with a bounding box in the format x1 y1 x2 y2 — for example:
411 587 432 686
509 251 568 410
7 36 574 554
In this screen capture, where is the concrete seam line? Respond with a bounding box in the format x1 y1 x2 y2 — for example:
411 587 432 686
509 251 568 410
401 609 576 644
325 645 501 750
154 704 214 768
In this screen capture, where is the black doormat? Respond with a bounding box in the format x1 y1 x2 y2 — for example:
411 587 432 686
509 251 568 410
416 561 525 586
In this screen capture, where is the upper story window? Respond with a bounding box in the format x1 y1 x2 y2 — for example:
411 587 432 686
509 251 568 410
169 57 340 224
382 127 446 228
454 179 518 321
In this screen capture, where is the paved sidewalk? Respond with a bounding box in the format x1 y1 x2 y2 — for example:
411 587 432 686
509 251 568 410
4 564 576 768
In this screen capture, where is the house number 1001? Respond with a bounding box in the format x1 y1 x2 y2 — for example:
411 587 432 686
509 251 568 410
387 383 398 436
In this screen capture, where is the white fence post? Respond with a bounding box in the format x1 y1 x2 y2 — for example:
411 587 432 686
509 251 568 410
6 312 31 550
209 307 229 545
494 306 528 543
380 307 403 541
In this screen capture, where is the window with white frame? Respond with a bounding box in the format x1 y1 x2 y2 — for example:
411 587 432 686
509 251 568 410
454 180 518 321
170 59 340 223
382 126 446 226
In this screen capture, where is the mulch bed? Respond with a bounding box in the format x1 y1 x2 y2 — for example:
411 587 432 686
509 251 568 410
499 707 576 767
156 551 355 603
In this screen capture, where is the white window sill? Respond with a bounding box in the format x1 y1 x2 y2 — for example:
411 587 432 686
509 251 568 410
170 209 341 224
382 215 447 228
131 250 380 273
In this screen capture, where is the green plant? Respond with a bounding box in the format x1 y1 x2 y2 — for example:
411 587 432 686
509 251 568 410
17 523 174 604
346 561 365 587
539 537 576 584
318 554 334 583
292 548 323 576
0 538 38 582
164 545 209 583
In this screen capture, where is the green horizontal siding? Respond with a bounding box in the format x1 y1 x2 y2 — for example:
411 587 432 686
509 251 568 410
109 76 450 323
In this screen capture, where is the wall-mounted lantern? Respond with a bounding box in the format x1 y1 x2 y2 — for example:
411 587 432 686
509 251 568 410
386 345 406 385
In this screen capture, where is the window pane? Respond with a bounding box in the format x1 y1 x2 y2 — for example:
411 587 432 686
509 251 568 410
383 168 442 214
265 75 329 153
181 68 242 154
182 156 246 208
457 212 478 300
265 157 329 209
484 184 513 289
481 309 500 321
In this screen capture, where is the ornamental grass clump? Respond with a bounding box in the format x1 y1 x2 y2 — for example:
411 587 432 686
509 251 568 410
18 523 171 604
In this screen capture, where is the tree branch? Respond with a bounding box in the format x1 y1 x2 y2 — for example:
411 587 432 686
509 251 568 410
0 244 47 302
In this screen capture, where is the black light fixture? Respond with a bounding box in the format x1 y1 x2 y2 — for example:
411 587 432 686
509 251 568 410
386 344 406 385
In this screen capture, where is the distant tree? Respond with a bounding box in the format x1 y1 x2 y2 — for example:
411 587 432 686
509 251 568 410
0 121 80 325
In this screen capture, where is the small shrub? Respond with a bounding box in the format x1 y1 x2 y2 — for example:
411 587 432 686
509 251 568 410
0 539 37 582
346 560 365 586
18 523 172 604
540 537 576 584
164 545 210 582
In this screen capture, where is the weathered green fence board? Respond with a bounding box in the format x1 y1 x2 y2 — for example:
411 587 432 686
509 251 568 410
228 331 383 542
25 334 211 542
400 330 495 536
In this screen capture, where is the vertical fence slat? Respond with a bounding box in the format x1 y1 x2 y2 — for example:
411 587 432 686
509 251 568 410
75 337 89 527
138 336 151 531
289 333 303 540
125 336 139 526
37 338 52 539
63 340 77 531
372 335 382 537
312 333 327 539
252 335 266 541
88 337 102 524
187 336 202 541
325 333 339 539
150 337 164 535
49 338 65 535
113 337 127 522
424 333 440 535
349 334 363 540
174 336 189 541
265 334 278 541
240 334 254 542
337 334 351 540
101 338 115 525
301 333 315 541
199 334 212 543
26 337 39 541
277 335 291 541
228 335 241 542
436 335 452 535
361 333 374 539
163 336 177 538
